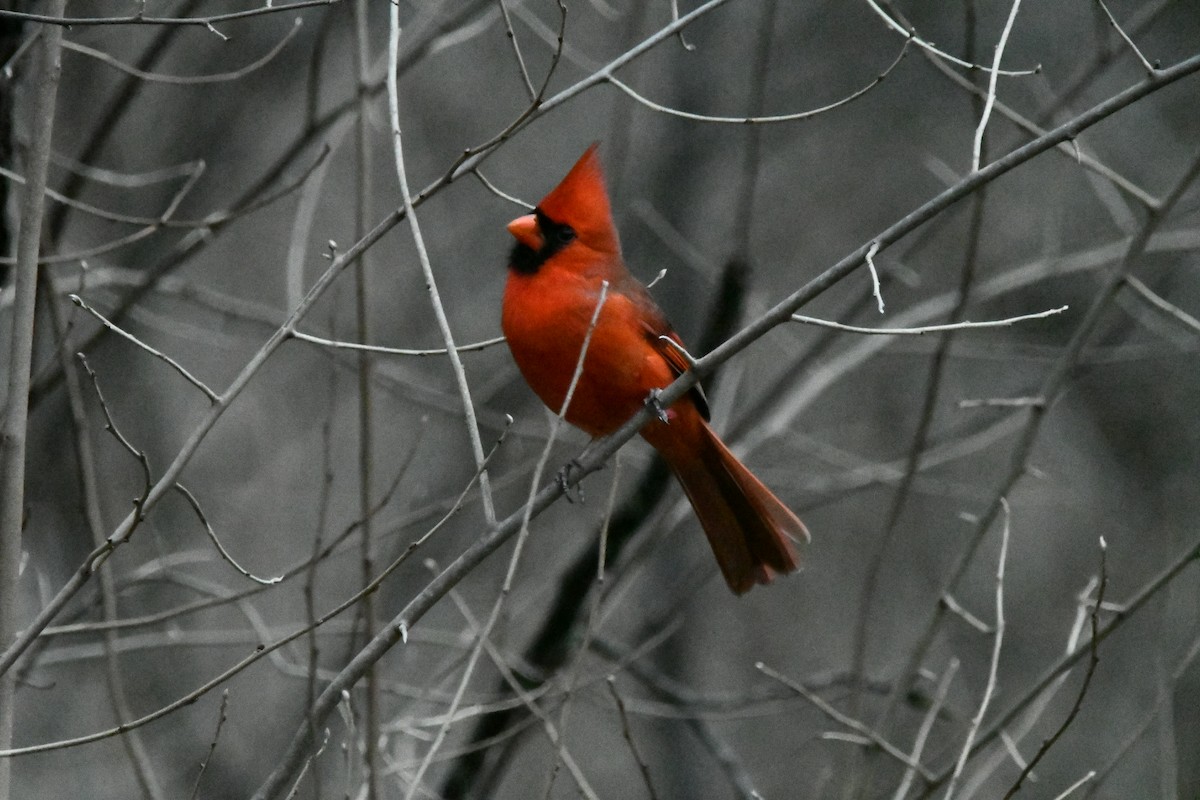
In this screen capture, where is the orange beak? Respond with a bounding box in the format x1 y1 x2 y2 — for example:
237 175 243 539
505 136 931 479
506 214 543 251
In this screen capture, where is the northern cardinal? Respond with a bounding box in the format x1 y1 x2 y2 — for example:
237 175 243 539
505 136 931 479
501 144 807 594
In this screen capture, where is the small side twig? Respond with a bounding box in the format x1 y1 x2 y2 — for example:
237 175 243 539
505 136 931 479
70 294 218 403
1125 275 1200 334
1093 0 1157 74
892 658 959 800
62 17 302 85
1001 538 1108 799
862 0 1037 77
792 305 1067 335
77 353 152 515
174 484 282 585
865 241 885 313
941 594 993 635
668 0 696 51
188 690 230 800
497 0 535 99
473 167 532 209
756 662 933 781
971 0 1024 172
606 676 660 800
1051 770 1096 800
957 396 1044 410
606 37 909 124
944 497 1011 800
290 329 507 357
385 3 496 525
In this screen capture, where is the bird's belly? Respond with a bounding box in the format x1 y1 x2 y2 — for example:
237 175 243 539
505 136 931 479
503 280 674 437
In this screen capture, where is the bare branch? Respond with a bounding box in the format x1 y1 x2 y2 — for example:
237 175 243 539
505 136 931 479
607 37 909 124
174 485 282 586
1094 0 1157 74
792 305 1067 335
62 18 302 84
188 691 230 800
1125 274 1200 334
944 498 1011 799
290 329 507 357
69 294 218 403
972 0 1024 172
863 0 1038 76
0 1 338 28
756 662 934 780
606 677 661 800
1002 539 1108 799
384 4 497 527
893 659 959 800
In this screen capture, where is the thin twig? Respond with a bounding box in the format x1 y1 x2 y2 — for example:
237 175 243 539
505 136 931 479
188 690 230 800
865 241 885 312
1125 274 1200 334
497 0 536 99
76 354 153 503
669 0 696 51
792 305 1067 335
473 167 532 209
542 454 624 797
941 594 993 635
944 498 1011 799
62 18 302 84
756 663 934 780
606 677 661 800
893 659 959 800
291 329 507 356
1094 0 1156 74
44 275 166 799
0 0 337 27
174 485 283 585
1051 770 1096 800
384 5 497 526
972 0 1024 172
862 0 1037 76
1002 539 1108 799
607 37 908 124
957 397 1043 409
69 294 219 402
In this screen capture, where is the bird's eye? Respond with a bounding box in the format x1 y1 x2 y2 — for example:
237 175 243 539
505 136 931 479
556 225 576 244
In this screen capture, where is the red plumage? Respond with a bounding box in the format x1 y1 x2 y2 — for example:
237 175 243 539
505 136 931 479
501 145 807 594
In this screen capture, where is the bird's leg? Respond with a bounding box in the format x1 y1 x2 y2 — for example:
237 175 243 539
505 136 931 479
645 389 671 424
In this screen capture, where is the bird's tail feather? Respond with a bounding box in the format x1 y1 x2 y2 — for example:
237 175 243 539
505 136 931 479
664 420 807 594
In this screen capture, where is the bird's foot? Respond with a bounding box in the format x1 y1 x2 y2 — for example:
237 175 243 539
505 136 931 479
557 459 586 504
645 389 671 424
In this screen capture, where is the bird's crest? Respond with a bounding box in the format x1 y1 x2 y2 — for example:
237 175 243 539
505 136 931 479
537 143 620 254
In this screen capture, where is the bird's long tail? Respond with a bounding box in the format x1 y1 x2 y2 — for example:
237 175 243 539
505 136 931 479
655 417 807 594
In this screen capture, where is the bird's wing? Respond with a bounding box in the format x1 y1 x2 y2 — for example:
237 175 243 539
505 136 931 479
619 274 711 421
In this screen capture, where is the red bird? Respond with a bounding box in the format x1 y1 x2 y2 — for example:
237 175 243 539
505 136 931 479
501 145 807 594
